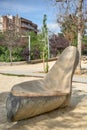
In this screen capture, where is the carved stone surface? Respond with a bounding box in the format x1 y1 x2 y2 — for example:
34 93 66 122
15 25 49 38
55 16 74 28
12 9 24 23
6 46 79 122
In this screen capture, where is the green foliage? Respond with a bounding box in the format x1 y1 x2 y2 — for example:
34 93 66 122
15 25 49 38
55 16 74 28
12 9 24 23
61 15 78 46
82 35 87 55
41 14 49 73
0 29 21 64
82 49 87 55
43 46 48 61
12 47 23 61
45 62 49 73
26 31 45 60
0 46 9 62
0 45 24 62
82 35 87 45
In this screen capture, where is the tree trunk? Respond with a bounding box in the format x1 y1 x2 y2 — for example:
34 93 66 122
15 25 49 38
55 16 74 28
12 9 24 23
76 0 83 74
9 47 13 66
77 31 82 73
43 50 45 72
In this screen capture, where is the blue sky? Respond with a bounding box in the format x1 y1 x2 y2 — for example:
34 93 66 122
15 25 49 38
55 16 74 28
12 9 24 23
0 0 61 33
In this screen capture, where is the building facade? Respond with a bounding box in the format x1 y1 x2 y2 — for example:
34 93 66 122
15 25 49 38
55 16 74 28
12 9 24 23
0 15 38 34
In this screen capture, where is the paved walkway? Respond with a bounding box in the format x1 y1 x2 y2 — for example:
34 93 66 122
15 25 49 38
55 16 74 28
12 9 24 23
0 60 87 83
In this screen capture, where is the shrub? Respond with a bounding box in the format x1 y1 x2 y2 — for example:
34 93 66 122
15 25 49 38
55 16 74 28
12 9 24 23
0 45 24 62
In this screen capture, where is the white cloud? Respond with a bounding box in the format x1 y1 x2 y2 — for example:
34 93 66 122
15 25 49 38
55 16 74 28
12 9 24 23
47 23 60 33
47 23 58 30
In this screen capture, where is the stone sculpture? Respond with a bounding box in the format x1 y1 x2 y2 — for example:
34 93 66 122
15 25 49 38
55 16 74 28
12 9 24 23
6 46 79 122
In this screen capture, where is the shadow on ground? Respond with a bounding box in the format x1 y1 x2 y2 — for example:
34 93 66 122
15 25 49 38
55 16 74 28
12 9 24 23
81 68 87 75
0 90 87 130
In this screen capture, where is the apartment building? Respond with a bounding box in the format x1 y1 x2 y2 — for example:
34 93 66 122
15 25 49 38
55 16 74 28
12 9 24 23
0 15 38 34
21 17 38 34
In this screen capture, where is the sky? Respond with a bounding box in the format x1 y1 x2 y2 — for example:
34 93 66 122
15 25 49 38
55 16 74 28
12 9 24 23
0 0 61 33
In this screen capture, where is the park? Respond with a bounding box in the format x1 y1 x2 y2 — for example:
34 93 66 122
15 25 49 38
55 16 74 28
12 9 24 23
0 0 87 130
0 46 87 129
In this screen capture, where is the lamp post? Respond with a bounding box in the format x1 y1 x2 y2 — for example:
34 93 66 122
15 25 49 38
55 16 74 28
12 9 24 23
28 35 31 61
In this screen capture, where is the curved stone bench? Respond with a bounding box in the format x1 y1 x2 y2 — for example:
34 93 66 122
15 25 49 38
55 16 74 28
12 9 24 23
6 46 79 122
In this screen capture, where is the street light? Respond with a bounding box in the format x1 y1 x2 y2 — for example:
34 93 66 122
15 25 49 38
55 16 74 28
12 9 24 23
28 35 31 61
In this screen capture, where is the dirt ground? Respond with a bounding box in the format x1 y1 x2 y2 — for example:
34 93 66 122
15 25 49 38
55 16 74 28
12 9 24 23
0 73 87 130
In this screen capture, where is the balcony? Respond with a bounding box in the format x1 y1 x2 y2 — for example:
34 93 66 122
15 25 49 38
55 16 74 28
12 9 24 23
21 23 35 30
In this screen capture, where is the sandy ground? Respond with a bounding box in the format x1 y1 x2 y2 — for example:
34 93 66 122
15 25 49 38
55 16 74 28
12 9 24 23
0 60 87 130
0 73 87 130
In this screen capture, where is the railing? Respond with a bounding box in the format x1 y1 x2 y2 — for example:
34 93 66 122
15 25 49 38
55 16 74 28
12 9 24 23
21 23 34 30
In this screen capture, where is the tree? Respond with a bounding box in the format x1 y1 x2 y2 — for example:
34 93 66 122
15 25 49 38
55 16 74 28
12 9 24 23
0 29 21 65
25 31 44 60
56 0 87 73
77 0 83 73
42 14 49 73
49 34 69 57
0 32 4 43
61 15 78 46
